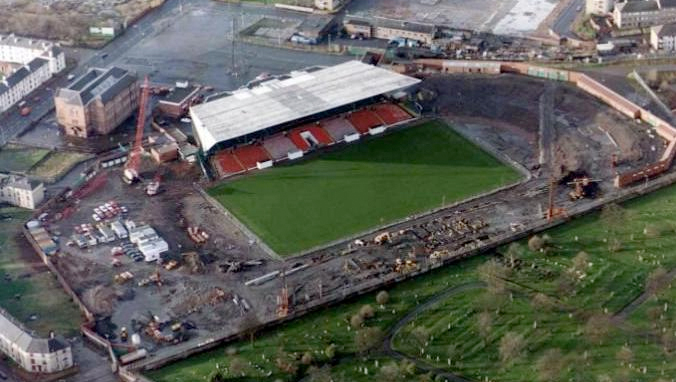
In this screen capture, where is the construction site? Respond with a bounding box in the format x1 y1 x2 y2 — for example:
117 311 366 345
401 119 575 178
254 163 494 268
18 58 676 381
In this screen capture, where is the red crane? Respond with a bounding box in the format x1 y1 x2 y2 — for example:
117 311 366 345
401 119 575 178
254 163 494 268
123 76 151 184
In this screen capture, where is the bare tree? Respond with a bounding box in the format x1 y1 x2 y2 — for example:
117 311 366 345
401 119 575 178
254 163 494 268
301 351 314 365
359 304 375 319
584 314 611 345
355 327 384 353
536 348 564 382
228 357 246 376
661 331 676 354
505 242 523 268
324 343 336 361
528 235 546 252
350 314 364 328
210 371 226 382
376 290 390 306
531 293 554 312
238 311 261 347
648 306 662 328
412 325 430 347
477 311 493 342
571 251 589 273
307 365 332 382
324 344 336 361
615 345 633 366
275 348 298 375
477 259 511 295
600 203 627 252
646 267 669 295
379 362 401 382
499 331 525 365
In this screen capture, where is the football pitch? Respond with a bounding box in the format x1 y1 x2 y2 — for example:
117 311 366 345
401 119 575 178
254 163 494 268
208 121 522 256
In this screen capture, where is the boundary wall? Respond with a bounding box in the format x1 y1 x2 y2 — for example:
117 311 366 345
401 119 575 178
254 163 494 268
405 59 676 187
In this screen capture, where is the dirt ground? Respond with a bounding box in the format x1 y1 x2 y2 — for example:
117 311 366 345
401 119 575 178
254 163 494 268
421 74 661 181
43 158 281 350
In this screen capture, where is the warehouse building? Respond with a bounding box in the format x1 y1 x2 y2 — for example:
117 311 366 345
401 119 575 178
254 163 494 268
190 61 420 154
54 67 139 138
0 309 73 373
0 173 44 209
343 16 437 44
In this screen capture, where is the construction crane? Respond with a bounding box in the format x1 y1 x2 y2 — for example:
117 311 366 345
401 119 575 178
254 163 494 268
123 76 151 185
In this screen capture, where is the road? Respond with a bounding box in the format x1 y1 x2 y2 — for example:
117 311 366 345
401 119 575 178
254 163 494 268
552 0 585 38
1 0 351 149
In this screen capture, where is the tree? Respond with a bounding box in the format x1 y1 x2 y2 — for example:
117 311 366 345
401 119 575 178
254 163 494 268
647 306 662 328
477 259 511 295
661 331 676 354
307 365 332 382
584 314 611 345
412 326 430 347
505 242 523 268
528 235 546 252
275 349 298 375
376 290 390 305
238 311 261 347
646 267 669 295
324 344 336 361
571 251 589 273
229 357 246 376
301 351 314 365
536 348 564 382
600 203 627 252
499 331 525 365
360 304 375 319
210 371 226 382
350 314 364 328
616 345 633 365
399 359 416 376
477 311 493 341
531 293 554 312
379 362 401 382
355 326 384 353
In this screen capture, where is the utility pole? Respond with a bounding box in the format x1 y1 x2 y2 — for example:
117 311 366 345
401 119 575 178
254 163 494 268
231 18 236 76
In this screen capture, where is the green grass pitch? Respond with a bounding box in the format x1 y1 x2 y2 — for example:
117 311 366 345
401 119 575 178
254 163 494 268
208 120 522 256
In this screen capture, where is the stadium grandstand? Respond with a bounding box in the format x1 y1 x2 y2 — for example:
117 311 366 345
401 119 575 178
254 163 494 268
189 61 421 177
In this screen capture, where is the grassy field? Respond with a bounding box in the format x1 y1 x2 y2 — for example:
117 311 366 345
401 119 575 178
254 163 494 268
0 144 50 174
150 180 676 382
0 208 81 337
208 121 520 256
28 151 91 182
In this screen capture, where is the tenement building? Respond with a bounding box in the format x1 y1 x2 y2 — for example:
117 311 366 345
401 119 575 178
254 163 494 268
0 173 44 209
0 308 73 373
613 0 676 29
0 34 66 113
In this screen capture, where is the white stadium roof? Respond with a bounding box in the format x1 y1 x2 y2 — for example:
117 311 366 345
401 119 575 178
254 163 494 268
190 61 421 152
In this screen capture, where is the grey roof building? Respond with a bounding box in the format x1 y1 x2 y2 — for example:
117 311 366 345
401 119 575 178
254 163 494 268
0 308 73 373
